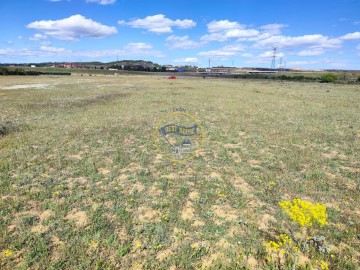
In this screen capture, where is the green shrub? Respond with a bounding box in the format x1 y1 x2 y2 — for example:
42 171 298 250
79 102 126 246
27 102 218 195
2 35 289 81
14 68 26 75
320 74 337 83
0 67 9 75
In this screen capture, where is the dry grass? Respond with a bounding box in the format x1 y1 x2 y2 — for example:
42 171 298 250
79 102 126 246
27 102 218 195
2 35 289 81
0 74 359 269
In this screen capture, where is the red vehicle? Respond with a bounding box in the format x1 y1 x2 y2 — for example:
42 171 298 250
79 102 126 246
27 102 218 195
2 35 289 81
168 76 176 79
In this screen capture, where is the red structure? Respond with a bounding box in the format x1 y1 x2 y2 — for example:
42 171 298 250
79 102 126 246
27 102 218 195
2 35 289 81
168 76 176 79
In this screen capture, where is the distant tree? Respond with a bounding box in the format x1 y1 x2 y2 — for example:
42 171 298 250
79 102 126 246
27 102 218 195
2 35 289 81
0 67 9 75
357 75 360 82
320 74 337 83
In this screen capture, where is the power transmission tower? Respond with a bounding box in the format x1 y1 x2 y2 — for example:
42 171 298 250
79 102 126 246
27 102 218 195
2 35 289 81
279 57 283 74
271 47 277 69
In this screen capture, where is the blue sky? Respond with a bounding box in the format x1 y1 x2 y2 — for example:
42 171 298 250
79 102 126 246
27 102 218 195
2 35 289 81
1 0 360 69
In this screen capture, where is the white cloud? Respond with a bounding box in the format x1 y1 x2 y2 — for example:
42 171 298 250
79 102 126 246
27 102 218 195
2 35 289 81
0 48 39 57
227 29 259 39
86 0 116 5
201 19 259 42
118 14 195 34
207 20 244 33
27 14 117 41
166 35 203 49
201 20 286 43
74 42 164 58
258 51 284 58
40 45 66 52
340 32 360 40
200 32 227 42
240 53 253 58
41 41 52 46
222 44 246 52
297 49 325 56
78 44 165 58
255 34 341 49
244 33 272 42
29 33 47 41
198 44 246 57
174 57 198 63
123 42 152 51
0 42 164 60
201 29 259 42
254 34 342 56
259 24 287 35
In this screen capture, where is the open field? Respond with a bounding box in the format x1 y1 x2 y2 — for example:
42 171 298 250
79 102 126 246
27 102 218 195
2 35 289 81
0 74 359 269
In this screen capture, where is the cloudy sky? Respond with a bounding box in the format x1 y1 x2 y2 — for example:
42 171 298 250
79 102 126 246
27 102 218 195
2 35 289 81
1 0 360 69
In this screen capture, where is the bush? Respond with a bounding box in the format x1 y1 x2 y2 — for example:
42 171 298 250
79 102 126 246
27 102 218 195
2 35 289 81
0 67 9 75
320 74 337 83
14 68 26 75
357 75 360 82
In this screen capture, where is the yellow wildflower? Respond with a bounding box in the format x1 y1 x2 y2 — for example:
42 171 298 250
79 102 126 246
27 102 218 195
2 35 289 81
215 189 227 198
263 233 294 260
161 213 169 221
320 260 329 270
279 198 328 227
89 240 97 248
278 234 292 245
264 240 280 252
4 249 13 257
136 243 142 248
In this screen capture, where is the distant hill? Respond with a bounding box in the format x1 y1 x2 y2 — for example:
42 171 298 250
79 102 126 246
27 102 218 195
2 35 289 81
0 60 160 69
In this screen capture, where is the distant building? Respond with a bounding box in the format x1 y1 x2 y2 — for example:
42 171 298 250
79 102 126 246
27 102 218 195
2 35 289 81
55 63 83 69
